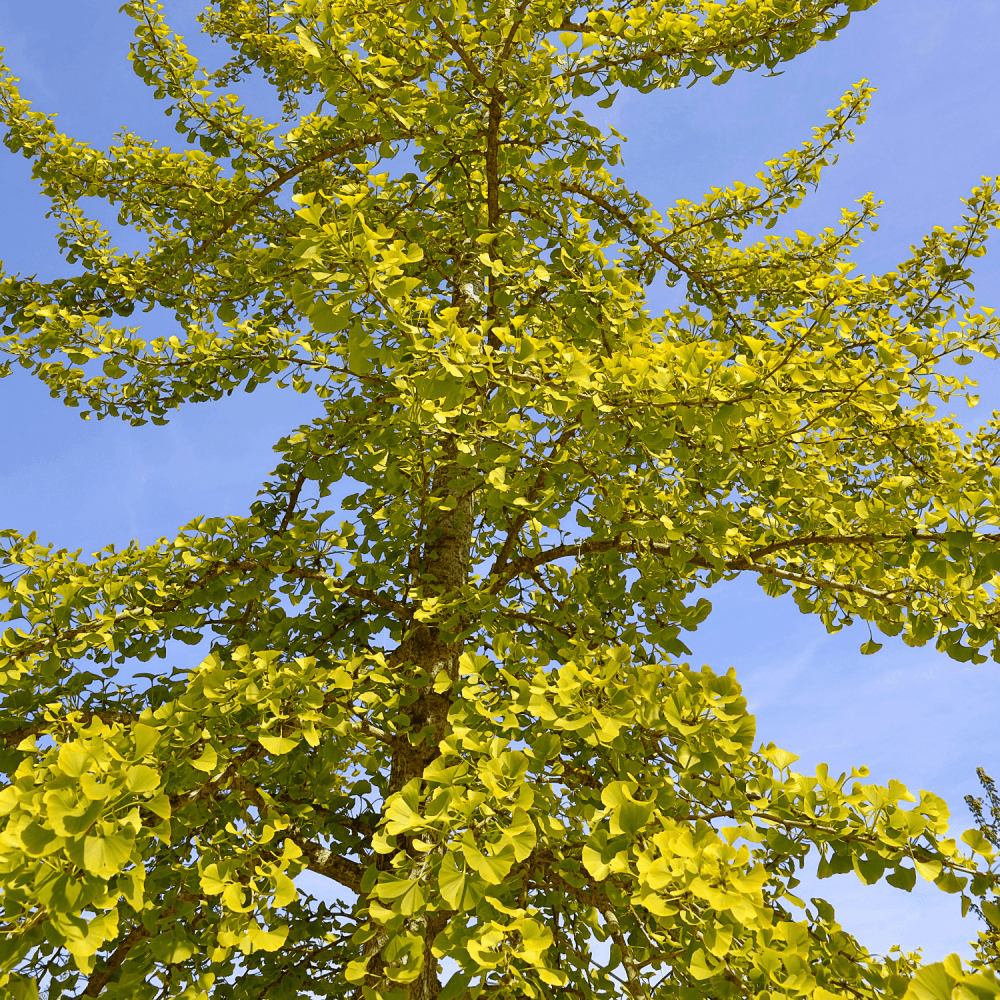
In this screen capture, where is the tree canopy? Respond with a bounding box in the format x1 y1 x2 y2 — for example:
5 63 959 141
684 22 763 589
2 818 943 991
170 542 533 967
2 1 1000 998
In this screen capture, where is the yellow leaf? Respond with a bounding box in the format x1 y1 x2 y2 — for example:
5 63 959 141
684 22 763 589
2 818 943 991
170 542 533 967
83 831 134 879
642 857 673 890
759 744 800 770
242 923 290 954
57 745 91 777
200 863 229 894
914 858 942 881
487 467 510 491
962 828 995 857
259 734 298 755
345 958 370 984
690 948 718 981
126 765 160 793
223 882 252 913
190 744 218 772
80 772 114 800
272 872 298 908
145 794 172 820
705 924 733 958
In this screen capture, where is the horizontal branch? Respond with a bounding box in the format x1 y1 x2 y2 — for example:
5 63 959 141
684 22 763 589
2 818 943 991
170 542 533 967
291 836 365 894
739 560 909 605
490 529 964 606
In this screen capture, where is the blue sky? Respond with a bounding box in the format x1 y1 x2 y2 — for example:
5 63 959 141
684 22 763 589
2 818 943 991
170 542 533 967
1 0 999 962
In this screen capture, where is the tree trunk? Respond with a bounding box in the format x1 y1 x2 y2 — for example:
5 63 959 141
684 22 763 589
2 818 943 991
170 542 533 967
367 435 474 999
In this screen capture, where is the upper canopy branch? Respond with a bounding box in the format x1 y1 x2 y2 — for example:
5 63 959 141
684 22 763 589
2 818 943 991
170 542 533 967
489 527 976 610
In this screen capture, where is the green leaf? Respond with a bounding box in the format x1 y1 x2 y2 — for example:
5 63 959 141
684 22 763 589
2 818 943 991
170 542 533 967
527 733 561 765
19 821 61 857
382 932 425 983
48 794 103 838
6 975 40 1000
373 874 429 914
460 837 515 885
438 972 472 1000
704 924 733 958
854 851 887 885
151 932 196 964
385 277 421 299
144 793 172 820
499 808 537 862
0 7 994 995
614 799 653 838
935 869 968 894
438 852 486 911
886 864 916 891
121 868 145 911
309 302 352 333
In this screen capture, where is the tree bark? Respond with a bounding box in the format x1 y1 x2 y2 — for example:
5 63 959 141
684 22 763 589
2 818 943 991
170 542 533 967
365 432 474 999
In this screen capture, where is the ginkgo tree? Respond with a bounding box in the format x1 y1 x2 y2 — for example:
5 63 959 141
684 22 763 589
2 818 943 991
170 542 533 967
3 0 1000 998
